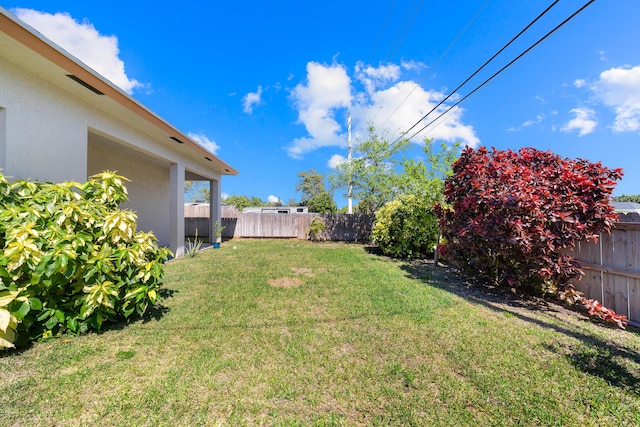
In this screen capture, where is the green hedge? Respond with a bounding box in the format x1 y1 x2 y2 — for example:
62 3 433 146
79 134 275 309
371 194 439 259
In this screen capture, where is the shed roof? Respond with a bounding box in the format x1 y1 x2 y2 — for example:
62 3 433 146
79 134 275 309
613 201 640 212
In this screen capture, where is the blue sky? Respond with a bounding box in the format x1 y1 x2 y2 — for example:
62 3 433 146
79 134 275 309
8 1 640 207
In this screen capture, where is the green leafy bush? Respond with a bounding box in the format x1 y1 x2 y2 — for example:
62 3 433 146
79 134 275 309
371 194 439 259
0 171 171 349
308 217 327 242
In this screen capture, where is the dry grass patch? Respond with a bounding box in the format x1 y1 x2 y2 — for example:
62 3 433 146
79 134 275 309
291 267 315 276
268 277 304 288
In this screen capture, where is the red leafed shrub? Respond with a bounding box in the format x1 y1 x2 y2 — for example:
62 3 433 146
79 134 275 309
437 146 622 296
581 298 628 329
559 288 628 329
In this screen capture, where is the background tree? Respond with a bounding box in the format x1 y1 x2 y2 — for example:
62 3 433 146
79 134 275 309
296 168 337 213
184 181 210 202
398 139 461 204
307 191 337 213
224 195 264 211
369 140 460 259
614 194 640 203
330 126 410 214
296 169 325 205
330 126 459 215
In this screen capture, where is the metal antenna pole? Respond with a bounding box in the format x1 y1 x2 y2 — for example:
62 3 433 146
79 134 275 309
347 112 353 214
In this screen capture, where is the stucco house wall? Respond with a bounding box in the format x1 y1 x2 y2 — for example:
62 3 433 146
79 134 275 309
0 55 88 182
0 8 237 256
87 137 171 245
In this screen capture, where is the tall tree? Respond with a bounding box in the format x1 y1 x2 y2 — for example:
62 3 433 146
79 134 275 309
296 169 325 205
330 125 410 214
307 191 337 213
398 139 461 205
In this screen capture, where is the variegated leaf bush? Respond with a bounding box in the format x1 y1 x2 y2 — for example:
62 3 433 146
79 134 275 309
0 171 171 349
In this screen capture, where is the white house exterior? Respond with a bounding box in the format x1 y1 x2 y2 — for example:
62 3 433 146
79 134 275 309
0 8 237 257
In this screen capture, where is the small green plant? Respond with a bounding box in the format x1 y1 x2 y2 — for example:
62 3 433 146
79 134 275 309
213 220 225 242
185 229 203 258
0 171 171 349
308 216 327 242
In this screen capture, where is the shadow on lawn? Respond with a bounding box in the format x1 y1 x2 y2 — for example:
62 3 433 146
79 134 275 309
96 287 177 334
1 287 178 357
143 287 177 323
400 259 640 396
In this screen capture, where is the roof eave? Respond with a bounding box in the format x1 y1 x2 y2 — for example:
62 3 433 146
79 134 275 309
0 7 238 176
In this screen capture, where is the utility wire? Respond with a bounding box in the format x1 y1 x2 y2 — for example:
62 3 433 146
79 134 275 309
367 0 397 67
353 0 425 129
387 0 426 62
393 0 561 144
381 0 492 130
404 0 596 142
351 0 401 135
383 0 424 64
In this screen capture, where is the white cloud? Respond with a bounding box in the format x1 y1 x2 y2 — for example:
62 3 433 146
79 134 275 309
591 65 640 132
573 79 586 88
355 62 400 95
361 81 479 147
286 60 479 159
598 50 608 61
267 195 280 204
242 85 263 114
328 154 346 169
13 8 143 94
400 59 427 71
561 107 597 136
188 133 220 154
523 113 546 127
287 62 352 158
508 113 547 132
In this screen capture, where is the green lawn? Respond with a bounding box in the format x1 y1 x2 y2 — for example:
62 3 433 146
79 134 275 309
1 239 639 426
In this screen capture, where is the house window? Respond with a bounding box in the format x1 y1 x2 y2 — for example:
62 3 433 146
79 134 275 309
297 208 304 213
277 210 289 214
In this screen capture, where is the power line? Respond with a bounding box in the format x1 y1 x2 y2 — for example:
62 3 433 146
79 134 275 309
367 0 397 67
383 0 424 64
386 0 426 63
404 0 596 142
393 0 561 144
381 0 493 131
352 0 425 131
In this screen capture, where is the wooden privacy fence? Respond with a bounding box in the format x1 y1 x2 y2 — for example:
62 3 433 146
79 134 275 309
566 219 640 327
185 213 374 242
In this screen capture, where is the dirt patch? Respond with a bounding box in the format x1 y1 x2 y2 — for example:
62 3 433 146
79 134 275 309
268 277 303 288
